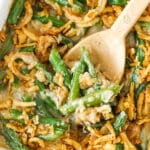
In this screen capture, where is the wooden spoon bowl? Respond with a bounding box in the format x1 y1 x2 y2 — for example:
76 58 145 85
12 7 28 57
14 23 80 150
64 0 150 82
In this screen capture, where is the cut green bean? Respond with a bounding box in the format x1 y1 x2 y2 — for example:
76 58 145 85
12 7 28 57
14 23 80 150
69 60 85 100
135 36 145 66
91 122 102 129
13 76 20 88
0 31 13 60
78 0 86 4
59 83 122 115
125 57 131 69
131 66 139 85
136 47 145 66
22 94 32 102
21 68 30 75
108 0 127 5
0 69 7 84
0 114 28 150
39 117 67 129
59 35 75 45
34 80 45 91
9 109 22 120
134 81 150 101
113 111 127 134
116 143 124 150
7 0 25 24
19 46 35 52
53 0 84 12
36 63 53 83
33 12 65 27
135 34 145 46
44 96 63 118
82 48 97 78
38 127 65 141
49 49 72 89
9 109 24 124
34 94 52 117
140 21 150 31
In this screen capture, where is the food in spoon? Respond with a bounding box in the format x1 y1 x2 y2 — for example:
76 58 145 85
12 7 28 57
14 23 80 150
0 0 150 149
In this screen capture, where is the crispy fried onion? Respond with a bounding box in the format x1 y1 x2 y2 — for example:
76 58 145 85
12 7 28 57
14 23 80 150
13 29 27 45
6 122 25 132
36 35 56 62
63 0 107 27
0 97 12 110
135 24 150 41
84 121 116 149
22 27 39 41
126 123 141 145
49 83 69 106
44 0 63 15
126 82 136 121
0 30 6 42
18 1 33 28
28 137 45 148
13 99 36 107
40 21 72 35
120 132 137 150
87 0 98 8
7 52 37 80
64 139 82 150
74 105 112 125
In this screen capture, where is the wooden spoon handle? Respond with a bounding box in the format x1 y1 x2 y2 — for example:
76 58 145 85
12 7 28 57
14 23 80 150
111 0 150 38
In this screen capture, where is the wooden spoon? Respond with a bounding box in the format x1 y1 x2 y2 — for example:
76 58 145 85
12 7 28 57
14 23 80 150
0 0 13 30
64 0 150 82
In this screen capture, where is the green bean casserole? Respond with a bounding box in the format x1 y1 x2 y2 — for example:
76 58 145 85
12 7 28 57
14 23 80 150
0 0 150 149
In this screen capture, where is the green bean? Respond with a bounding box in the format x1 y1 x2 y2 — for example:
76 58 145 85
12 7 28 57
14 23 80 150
36 63 53 83
13 75 20 88
49 49 72 89
134 81 150 102
0 114 28 150
34 94 52 117
93 82 101 90
91 122 102 129
113 111 127 134
0 69 7 90
69 60 85 100
22 94 32 102
136 47 145 66
33 12 65 27
108 0 127 5
82 48 97 78
7 0 25 24
19 46 35 52
125 57 131 69
135 34 145 46
78 0 86 4
9 109 22 120
44 96 63 118
131 66 139 85
38 127 65 141
0 31 13 60
21 68 30 75
53 0 84 12
59 35 75 45
116 143 124 150
39 117 67 129
9 109 24 124
59 83 122 115
140 21 150 31
135 36 145 66
0 69 7 83
34 80 45 91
